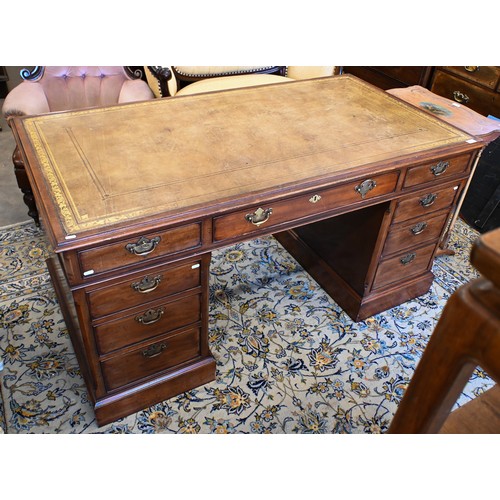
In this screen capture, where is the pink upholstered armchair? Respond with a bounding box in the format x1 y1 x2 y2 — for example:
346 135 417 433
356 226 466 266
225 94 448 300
2 66 155 225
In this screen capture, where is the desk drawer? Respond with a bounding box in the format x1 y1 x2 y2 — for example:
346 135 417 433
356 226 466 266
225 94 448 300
431 71 500 117
78 223 201 278
213 171 399 242
87 259 202 319
392 184 459 224
101 326 201 391
373 242 436 290
403 154 471 188
442 66 500 90
383 210 449 256
94 293 201 354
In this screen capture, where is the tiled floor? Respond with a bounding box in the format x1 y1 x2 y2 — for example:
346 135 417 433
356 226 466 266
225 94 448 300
0 98 30 227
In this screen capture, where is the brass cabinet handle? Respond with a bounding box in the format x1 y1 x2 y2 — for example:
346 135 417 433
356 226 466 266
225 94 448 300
245 207 273 226
131 275 162 293
355 179 377 199
400 253 416 266
464 66 479 72
410 221 428 235
430 161 449 177
420 193 437 207
142 342 167 358
453 90 470 104
135 307 165 325
125 236 161 256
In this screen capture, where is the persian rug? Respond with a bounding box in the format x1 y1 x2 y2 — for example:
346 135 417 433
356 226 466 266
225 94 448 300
0 219 494 434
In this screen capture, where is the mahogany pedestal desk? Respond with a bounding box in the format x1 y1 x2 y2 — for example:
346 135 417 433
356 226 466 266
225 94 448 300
10 75 484 426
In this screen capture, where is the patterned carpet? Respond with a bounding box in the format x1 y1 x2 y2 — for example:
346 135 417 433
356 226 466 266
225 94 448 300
0 219 494 434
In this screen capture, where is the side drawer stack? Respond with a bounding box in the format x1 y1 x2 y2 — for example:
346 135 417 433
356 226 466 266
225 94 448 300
372 154 471 291
79 257 206 393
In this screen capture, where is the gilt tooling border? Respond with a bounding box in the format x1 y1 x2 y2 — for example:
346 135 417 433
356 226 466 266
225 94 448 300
21 76 472 235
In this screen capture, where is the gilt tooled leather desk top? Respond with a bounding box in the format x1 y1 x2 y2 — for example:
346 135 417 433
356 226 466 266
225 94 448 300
15 75 474 246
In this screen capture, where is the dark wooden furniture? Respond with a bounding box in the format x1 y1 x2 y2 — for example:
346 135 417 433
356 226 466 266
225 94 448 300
430 66 500 118
387 85 500 248
10 75 483 426
428 67 500 233
0 66 8 101
0 66 8 129
389 227 500 433
461 136 500 233
344 66 500 119
342 66 434 90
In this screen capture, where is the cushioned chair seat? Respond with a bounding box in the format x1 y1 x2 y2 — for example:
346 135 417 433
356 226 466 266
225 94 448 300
175 73 293 96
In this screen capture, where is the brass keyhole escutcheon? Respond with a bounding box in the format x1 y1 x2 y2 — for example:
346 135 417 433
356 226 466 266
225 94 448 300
309 194 322 204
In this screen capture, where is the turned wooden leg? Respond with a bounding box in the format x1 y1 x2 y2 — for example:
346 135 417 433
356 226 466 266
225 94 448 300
12 145 40 226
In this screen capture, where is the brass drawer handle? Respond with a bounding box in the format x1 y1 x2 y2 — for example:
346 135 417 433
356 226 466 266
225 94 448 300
131 275 162 293
245 207 273 227
420 193 437 207
135 307 165 325
125 236 161 256
355 179 377 199
430 161 449 176
453 90 470 104
410 222 428 235
464 66 479 73
400 253 416 266
142 342 167 358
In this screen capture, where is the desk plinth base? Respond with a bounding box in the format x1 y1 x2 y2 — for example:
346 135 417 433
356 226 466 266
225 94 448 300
94 357 216 427
274 227 434 322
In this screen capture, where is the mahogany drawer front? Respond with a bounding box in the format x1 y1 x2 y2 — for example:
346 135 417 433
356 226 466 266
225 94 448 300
87 260 202 319
403 155 470 189
383 211 449 256
343 67 431 90
372 242 436 290
369 66 430 85
101 326 201 391
431 71 500 117
213 171 399 242
78 223 202 278
442 66 500 90
94 293 201 354
392 184 459 224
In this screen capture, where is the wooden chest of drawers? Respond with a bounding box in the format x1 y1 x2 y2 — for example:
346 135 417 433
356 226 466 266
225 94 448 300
430 66 500 118
342 66 433 90
12 75 482 425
